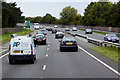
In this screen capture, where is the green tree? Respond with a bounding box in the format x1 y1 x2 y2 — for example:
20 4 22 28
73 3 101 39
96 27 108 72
2 2 23 28
60 6 77 25
41 13 56 24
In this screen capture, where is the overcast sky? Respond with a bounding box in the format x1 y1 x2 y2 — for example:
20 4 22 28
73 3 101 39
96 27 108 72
6 0 119 18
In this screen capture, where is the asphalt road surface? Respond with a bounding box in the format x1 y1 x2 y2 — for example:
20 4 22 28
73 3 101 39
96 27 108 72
2 29 119 80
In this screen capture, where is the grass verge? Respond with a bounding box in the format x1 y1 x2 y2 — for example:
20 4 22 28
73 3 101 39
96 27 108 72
0 28 33 43
90 46 119 63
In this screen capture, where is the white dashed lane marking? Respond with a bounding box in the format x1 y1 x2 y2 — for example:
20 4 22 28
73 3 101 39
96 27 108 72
43 65 47 71
46 54 49 57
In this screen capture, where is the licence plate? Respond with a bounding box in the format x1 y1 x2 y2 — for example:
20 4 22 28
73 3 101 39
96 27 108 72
38 40 42 41
58 35 61 36
13 51 21 53
66 43 72 45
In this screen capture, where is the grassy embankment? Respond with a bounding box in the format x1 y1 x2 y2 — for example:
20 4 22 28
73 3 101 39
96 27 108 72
0 28 33 43
90 46 120 63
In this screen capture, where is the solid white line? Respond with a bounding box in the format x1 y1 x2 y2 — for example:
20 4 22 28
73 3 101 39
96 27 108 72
43 65 47 71
48 45 50 46
0 52 9 59
46 54 48 57
47 48 49 50
0 49 8 54
78 46 120 76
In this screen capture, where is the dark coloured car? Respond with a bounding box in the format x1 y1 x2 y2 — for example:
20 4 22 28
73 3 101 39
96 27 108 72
40 29 47 35
65 28 70 31
85 29 92 34
104 34 119 43
52 29 57 34
34 34 47 45
48 28 52 31
59 37 78 52
46 27 49 30
55 32 64 38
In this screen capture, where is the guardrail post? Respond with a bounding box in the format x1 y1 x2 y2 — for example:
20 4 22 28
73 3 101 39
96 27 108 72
104 44 107 47
100 43 103 47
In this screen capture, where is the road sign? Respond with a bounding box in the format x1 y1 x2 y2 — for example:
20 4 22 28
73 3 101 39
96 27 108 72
25 21 30 28
108 27 112 31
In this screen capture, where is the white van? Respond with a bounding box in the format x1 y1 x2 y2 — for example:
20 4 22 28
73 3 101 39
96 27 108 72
8 36 36 64
33 23 40 30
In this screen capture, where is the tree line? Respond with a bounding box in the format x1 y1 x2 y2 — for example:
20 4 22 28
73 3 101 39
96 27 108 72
2 1 120 28
2 2 24 28
25 1 120 27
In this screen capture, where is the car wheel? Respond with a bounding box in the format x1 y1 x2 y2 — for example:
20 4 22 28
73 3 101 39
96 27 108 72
74 48 78 52
9 59 14 64
60 48 63 52
34 55 36 60
30 59 34 64
44 42 46 45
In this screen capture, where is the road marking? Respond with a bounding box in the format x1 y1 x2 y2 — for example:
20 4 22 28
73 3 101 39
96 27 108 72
0 49 8 54
43 65 47 71
0 52 9 59
46 54 49 57
78 46 120 76
47 48 49 50
48 44 50 46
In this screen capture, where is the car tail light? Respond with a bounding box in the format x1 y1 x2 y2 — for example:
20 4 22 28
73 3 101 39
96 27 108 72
34 38 37 40
9 44 11 51
74 43 77 45
43 38 45 40
30 44 33 55
61 43 64 46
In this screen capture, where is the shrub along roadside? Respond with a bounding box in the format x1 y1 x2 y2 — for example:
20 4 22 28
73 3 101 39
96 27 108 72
90 46 119 63
0 28 33 43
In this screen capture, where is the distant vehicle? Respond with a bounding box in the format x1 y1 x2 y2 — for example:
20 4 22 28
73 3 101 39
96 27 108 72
104 34 119 43
48 28 53 31
40 25 43 29
34 34 47 45
33 23 39 30
9 36 36 64
55 32 64 38
72 27 77 31
65 28 70 31
46 27 49 30
52 29 57 34
59 37 78 52
40 29 47 35
85 29 92 34
54 25 58 28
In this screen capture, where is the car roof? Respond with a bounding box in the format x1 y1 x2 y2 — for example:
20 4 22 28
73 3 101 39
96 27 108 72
10 36 32 43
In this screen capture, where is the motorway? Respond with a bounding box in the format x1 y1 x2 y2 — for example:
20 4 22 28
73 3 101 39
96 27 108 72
1 27 119 80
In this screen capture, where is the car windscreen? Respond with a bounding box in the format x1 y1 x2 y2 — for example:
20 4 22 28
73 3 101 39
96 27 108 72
41 30 46 32
86 29 91 31
36 35 44 38
62 38 75 42
108 34 117 37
